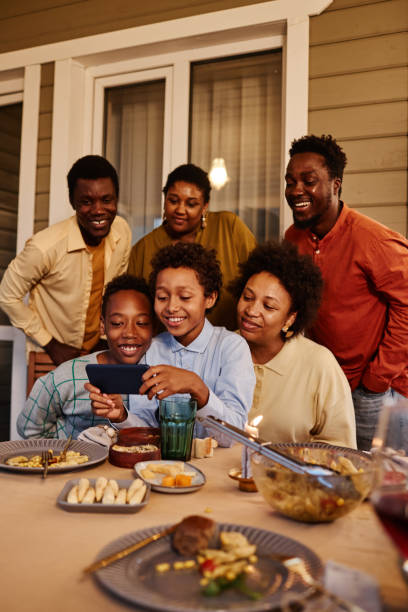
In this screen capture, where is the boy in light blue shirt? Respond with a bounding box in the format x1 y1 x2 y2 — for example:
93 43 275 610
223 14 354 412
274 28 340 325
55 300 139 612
89 243 255 445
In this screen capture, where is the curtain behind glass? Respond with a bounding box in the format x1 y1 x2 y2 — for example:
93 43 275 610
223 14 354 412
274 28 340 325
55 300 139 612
0 102 21 325
190 51 282 242
0 103 21 439
104 80 165 243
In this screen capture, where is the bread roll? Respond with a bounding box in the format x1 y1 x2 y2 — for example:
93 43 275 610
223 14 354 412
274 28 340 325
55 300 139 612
127 479 143 502
67 484 79 504
128 483 147 505
114 488 127 504
82 486 96 504
102 483 116 504
77 478 90 502
108 479 119 496
95 477 108 502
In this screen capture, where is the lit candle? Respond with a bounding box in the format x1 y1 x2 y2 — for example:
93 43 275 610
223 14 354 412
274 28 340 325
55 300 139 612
242 415 263 479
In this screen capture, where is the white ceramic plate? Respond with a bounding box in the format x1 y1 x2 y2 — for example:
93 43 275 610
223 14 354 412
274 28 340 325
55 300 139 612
93 522 323 612
135 460 206 493
57 478 150 513
0 439 108 474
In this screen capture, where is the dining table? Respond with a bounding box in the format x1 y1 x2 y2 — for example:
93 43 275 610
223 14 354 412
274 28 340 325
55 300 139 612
1 443 407 612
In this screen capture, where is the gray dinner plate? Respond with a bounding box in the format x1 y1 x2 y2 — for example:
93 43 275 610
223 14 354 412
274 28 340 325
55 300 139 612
57 478 150 513
135 460 206 493
0 438 108 473
93 522 323 612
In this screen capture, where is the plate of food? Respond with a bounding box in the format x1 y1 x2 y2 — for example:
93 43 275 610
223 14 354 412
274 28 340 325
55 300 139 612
0 439 108 473
58 477 150 513
135 460 206 493
92 516 323 612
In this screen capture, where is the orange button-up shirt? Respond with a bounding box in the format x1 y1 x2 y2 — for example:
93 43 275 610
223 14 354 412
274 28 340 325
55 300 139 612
285 204 408 397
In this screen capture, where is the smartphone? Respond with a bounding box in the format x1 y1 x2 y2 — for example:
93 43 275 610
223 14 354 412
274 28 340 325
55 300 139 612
85 363 150 394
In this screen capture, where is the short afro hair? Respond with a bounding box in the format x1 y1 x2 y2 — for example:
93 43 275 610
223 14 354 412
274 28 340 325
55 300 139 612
163 163 211 203
289 134 347 183
101 274 153 318
149 243 222 307
229 241 323 336
67 155 119 206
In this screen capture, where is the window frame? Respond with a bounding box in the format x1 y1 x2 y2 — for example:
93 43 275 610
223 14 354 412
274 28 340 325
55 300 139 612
92 66 174 190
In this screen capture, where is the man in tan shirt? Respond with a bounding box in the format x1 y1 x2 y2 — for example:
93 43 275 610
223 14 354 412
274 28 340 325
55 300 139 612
0 155 131 365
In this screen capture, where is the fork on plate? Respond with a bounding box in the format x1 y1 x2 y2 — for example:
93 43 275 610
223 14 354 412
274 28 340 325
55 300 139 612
59 434 72 462
41 450 51 479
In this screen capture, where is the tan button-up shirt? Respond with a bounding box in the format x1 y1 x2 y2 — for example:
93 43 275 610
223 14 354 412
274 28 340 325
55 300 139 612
249 334 357 448
0 214 131 352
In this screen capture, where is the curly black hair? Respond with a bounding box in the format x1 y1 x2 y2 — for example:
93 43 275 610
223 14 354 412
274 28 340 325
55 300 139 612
67 155 119 206
149 243 222 308
162 163 211 203
229 241 323 336
289 134 347 183
101 274 153 318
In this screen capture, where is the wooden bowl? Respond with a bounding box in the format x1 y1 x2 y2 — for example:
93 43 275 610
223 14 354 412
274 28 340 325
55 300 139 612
118 427 160 446
109 427 161 468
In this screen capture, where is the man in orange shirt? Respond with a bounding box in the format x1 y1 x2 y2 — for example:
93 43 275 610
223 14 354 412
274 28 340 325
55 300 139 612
284 134 408 450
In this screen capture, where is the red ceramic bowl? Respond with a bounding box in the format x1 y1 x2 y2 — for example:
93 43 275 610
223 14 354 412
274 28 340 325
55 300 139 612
109 427 161 468
117 427 161 446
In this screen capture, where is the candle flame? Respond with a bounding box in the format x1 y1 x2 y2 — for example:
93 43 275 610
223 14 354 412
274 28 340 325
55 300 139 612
250 415 263 427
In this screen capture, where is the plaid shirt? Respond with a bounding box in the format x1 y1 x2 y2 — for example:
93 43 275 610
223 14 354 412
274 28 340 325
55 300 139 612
17 352 113 439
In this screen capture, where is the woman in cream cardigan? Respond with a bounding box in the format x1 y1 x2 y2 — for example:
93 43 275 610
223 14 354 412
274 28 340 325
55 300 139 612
230 241 356 448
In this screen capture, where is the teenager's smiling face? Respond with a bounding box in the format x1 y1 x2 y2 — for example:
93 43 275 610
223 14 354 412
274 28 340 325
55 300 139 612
101 290 153 365
154 267 217 346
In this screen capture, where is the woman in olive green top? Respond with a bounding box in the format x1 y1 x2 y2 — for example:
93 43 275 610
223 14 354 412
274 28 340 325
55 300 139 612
128 163 256 330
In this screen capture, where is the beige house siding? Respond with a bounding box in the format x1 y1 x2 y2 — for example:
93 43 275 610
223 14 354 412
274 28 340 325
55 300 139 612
310 0 408 235
0 0 267 54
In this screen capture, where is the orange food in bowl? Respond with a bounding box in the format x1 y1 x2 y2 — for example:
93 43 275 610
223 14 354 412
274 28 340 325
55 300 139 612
162 475 176 487
176 474 193 487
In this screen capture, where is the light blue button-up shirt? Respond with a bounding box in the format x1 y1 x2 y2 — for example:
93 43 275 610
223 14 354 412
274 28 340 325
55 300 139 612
126 319 255 446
